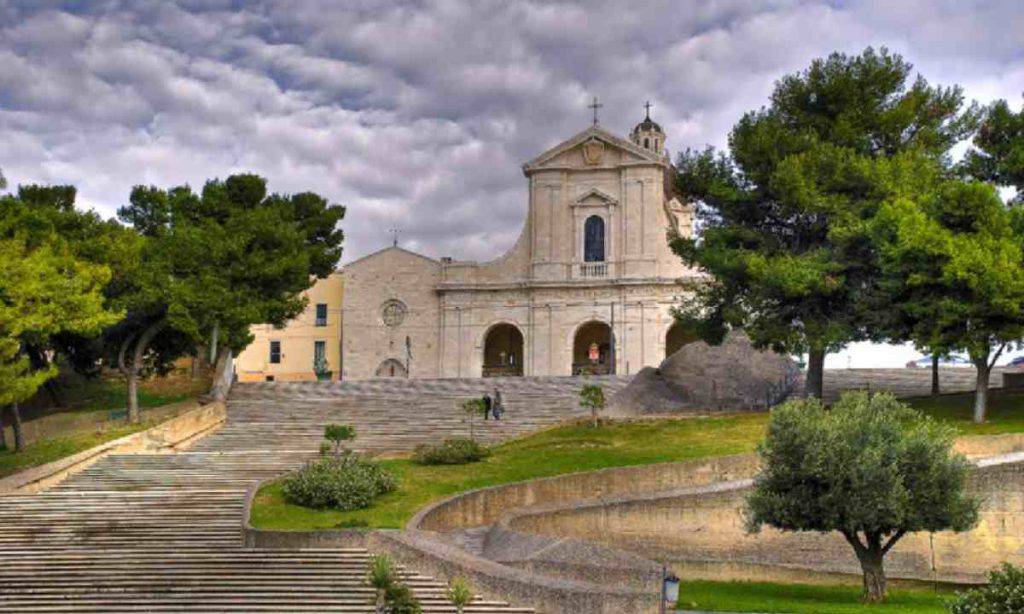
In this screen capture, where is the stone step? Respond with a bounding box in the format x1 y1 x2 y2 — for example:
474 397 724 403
0 378 600 612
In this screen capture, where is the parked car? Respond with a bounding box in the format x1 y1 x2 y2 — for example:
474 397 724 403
905 355 972 369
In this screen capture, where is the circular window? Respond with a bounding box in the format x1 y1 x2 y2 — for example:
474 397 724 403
381 300 407 328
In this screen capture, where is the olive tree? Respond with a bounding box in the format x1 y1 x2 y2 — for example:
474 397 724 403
745 392 979 603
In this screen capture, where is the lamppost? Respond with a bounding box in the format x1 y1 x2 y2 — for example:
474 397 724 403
660 566 680 614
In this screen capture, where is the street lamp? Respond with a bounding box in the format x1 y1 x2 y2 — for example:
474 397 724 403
660 566 680 613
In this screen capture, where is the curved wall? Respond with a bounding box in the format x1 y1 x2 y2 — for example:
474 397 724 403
506 458 1024 585
412 454 759 531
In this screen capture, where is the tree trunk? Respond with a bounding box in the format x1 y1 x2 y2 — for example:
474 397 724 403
375 589 386 613
0 409 7 450
973 359 991 424
126 373 140 424
805 347 826 399
121 322 164 425
858 548 887 603
931 354 940 397
43 379 63 407
208 349 233 401
9 403 24 452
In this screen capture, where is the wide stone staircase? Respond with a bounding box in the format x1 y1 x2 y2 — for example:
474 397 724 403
0 376 625 613
205 375 630 454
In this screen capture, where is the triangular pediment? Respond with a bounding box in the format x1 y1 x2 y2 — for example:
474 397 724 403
343 245 439 271
522 125 663 174
573 187 619 207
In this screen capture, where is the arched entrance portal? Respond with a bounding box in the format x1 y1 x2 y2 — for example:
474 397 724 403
482 323 524 377
665 321 700 358
375 358 408 378
573 321 613 375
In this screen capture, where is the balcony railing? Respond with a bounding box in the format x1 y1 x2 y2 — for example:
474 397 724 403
576 262 608 278
572 362 613 376
483 365 524 378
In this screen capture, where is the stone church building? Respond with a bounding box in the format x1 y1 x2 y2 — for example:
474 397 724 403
237 112 699 382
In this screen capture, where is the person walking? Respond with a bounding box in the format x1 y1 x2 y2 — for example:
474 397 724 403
492 388 503 421
482 392 492 421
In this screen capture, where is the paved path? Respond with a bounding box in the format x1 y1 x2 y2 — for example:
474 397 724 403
0 375 629 613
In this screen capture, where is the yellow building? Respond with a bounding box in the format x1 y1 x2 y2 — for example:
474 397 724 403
235 271 344 382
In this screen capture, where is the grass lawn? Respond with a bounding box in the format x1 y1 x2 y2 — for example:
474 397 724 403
0 422 152 478
251 390 1024 531
23 374 208 417
906 390 1024 435
251 414 768 530
675 579 958 613
0 371 211 478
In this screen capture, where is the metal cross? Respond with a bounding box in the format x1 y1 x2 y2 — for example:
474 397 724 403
644 100 652 119
389 227 400 247
588 96 603 126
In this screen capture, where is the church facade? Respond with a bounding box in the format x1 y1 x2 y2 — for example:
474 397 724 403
339 114 699 381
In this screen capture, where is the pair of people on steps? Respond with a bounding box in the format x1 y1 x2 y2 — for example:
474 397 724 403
481 388 503 420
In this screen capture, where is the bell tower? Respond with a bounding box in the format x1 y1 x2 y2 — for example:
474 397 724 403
631 101 665 155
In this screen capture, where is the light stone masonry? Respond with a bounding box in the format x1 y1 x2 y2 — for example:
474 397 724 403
341 115 700 380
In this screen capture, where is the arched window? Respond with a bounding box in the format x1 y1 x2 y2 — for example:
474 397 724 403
584 215 605 262
644 137 650 149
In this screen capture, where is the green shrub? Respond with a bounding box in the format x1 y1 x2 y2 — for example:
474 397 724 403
948 564 1024 613
579 384 605 428
282 452 396 511
324 423 356 454
446 577 474 613
412 438 490 465
384 583 422 613
365 553 421 613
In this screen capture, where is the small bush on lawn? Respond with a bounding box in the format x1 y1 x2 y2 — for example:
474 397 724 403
948 563 1024 613
324 423 356 455
282 452 396 511
412 438 490 465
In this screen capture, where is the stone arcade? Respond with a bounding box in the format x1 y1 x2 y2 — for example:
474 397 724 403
340 112 699 381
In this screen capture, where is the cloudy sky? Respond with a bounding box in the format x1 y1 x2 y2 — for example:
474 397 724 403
2 0 1022 365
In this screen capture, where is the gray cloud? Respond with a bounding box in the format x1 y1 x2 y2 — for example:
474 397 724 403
0 0 1021 263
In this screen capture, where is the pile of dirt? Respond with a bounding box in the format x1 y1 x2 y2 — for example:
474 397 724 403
609 331 801 415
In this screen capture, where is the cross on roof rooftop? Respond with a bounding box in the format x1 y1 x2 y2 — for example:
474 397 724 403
588 96 603 126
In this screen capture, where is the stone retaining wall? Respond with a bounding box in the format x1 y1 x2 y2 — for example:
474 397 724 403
241 481 660 614
954 432 1024 458
411 454 760 531
370 530 658 614
411 433 1024 534
1 398 200 448
242 432 1024 611
0 400 226 494
505 455 1024 585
